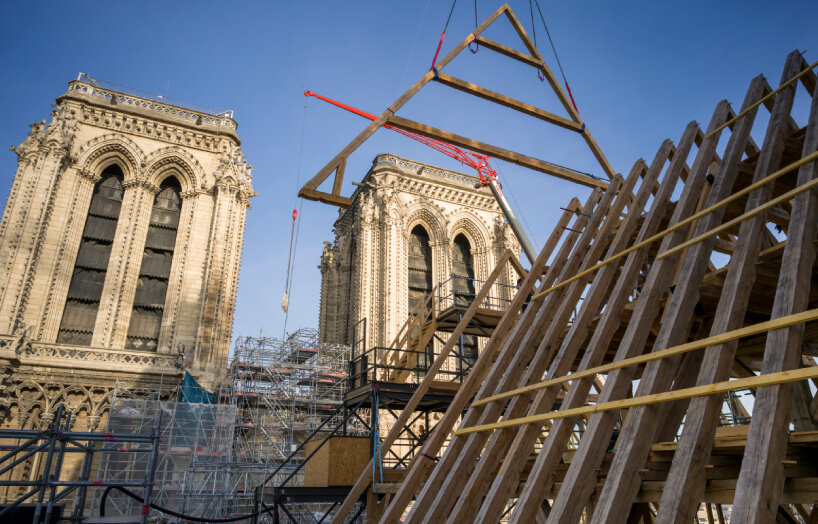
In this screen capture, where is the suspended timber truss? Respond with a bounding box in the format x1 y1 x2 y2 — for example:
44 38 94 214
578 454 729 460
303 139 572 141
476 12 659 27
330 48 818 523
299 3 614 208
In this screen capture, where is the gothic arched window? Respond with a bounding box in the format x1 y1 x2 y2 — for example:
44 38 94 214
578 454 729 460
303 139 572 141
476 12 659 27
58 165 125 345
451 233 478 368
126 176 181 351
452 234 476 305
408 225 433 313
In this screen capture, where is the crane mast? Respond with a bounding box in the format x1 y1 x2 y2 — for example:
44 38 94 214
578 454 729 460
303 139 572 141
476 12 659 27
304 90 538 265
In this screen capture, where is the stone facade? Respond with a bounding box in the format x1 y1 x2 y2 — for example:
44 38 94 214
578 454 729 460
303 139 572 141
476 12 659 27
0 78 254 440
318 154 520 349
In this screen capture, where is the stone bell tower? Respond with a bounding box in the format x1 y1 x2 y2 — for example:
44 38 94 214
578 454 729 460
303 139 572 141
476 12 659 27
0 76 254 433
318 154 520 349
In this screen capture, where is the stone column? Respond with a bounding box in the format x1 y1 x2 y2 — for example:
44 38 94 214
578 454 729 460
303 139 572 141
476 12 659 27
194 180 243 385
381 213 401 348
214 192 249 374
35 167 99 342
157 189 199 355
0 143 68 335
0 154 37 331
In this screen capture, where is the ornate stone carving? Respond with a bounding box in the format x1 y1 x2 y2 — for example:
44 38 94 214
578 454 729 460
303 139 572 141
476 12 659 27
10 121 48 160
319 154 520 347
0 76 254 444
19 343 179 368
213 145 255 201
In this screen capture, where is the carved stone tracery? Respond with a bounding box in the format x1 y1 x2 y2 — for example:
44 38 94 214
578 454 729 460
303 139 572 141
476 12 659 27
319 154 520 348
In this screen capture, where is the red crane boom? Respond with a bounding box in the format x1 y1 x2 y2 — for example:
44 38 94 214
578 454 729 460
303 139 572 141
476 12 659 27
303 89 539 264
304 90 498 187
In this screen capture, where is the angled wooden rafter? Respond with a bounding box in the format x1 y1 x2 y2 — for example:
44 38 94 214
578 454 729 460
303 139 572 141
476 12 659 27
300 3 615 207
357 49 818 524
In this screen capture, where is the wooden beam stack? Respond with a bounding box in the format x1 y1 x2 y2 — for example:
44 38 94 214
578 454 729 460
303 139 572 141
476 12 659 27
331 49 818 523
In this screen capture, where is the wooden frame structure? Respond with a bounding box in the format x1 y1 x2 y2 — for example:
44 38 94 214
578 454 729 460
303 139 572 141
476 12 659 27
299 3 615 208
329 49 818 523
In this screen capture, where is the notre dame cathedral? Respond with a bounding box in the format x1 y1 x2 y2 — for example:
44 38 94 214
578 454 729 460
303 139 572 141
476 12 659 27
0 76 254 435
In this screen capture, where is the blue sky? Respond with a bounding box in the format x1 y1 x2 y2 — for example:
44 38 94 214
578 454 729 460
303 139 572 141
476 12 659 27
1 1 816 345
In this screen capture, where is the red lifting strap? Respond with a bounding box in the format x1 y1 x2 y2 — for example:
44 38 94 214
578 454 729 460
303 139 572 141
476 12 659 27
565 82 579 115
431 32 446 70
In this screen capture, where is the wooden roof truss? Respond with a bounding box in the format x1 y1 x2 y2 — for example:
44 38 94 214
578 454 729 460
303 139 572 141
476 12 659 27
329 49 818 523
300 3 615 208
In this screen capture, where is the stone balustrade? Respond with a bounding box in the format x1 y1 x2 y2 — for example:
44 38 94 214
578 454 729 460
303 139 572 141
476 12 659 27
67 80 237 129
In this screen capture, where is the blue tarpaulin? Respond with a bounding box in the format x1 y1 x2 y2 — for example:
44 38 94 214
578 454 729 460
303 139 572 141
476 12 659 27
178 371 216 404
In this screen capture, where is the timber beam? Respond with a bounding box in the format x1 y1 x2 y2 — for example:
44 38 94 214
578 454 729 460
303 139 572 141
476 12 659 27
386 115 607 189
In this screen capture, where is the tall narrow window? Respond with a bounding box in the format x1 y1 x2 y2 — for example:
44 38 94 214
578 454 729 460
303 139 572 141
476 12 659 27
58 165 124 345
126 176 181 350
451 234 478 367
452 234 476 306
408 226 433 313
408 226 434 373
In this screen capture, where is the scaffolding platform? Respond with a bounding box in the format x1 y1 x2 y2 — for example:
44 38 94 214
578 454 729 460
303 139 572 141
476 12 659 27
344 380 459 413
433 304 505 336
430 274 519 337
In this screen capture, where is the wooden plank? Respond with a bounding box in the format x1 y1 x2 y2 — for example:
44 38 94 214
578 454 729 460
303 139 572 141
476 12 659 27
331 156 347 195
656 175 818 261
435 72 583 132
388 191 604 523
606 52 807 524
508 254 527 279
731 58 818 524
790 379 818 431
454 366 818 433
501 5 617 179
473 35 541 68
473 308 818 407
470 140 677 524
411 176 630 524
509 107 729 524
635 478 818 505
386 115 607 189
707 59 818 138
298 188 352 207
532 147 818 301
303 3 509 204
543 75 768 524
331 251 514 523
501 7 576 120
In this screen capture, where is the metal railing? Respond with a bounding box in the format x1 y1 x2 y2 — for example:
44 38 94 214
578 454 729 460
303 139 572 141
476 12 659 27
348 345 473 389
436 274 517 315
0 405 162 524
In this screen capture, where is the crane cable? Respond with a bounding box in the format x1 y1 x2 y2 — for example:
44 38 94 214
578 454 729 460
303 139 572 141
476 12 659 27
532 0 580 115
430 0 458 70
282 93 308 335
528 0 544 81
469 0 479 53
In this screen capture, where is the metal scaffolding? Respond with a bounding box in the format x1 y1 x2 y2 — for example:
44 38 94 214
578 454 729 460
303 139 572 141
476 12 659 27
219 328 355 480
0 404 162 524
0 332 362 523
92 393 238 520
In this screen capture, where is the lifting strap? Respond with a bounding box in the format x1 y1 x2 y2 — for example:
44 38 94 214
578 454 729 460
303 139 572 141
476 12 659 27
430 0 458 70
